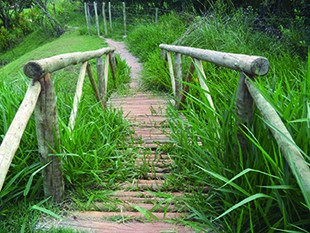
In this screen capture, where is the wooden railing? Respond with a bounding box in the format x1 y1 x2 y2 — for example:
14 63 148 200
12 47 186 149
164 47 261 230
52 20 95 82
0 47 116 202
160 44 310 206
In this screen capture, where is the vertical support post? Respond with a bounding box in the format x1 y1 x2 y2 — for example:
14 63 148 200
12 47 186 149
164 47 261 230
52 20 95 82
174 53 182 109
235 72 255 152
123 2 127 37
194 59 216 111
155 8 158 23
97 57 106 107
108 2 112 32
87 3 91 32
104 54 110 98
35 73 63 202
102 2 108 36
68 62 88 131
86 63 102 105
94 1 100 37
179 62 195 110
166 52 176 97
109 52 116 84
84 2 90 35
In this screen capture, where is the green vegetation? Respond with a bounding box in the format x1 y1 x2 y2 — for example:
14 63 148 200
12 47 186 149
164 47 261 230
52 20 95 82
126 9 309 233
0 25 132 232
0 0 309 232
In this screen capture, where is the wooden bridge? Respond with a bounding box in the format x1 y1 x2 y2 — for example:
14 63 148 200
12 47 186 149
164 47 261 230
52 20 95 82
1 39 309 232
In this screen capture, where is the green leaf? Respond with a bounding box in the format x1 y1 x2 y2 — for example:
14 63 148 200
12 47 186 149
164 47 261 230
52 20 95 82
31 205 62 220
213 193 274 221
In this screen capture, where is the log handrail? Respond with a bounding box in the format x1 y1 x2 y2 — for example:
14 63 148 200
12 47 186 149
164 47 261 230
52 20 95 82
160 44 310 207
159 44 269 76
0 47 116 201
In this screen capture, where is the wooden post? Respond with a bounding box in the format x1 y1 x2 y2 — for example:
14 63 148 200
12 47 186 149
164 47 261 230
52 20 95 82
155 8 158 23
109 52 116 84
235 72 255 151
179 62 195 110
94 1 100 37
86 63 102 104
123 2 127 37
103 54 110 98
84 2 90 35
166 52 176 97
68 62 88 131
34 73 64 202
245 78 310 206
174 53 182 109
0 82 41 191
87 3 91 33
102 2 108 35
108 2 112 32
97 57 105 107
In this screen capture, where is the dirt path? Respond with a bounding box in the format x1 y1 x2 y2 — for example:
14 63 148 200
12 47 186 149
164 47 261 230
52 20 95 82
105 39 141 89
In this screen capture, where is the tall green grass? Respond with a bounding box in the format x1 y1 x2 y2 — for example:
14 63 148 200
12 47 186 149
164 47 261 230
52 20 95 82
0 30 132 232
126 10 309 232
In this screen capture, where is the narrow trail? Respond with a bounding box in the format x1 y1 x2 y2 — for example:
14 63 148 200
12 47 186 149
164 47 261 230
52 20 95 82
58 40 194 232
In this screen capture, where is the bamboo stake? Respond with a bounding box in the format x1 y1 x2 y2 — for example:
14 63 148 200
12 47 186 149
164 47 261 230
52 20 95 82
68 62 88 131
102 2 108 35
86 63 101 104
194 58 216 111
160 44 269 76
0 82 41 191
236 72 255 151
34 73 63 202
94 1 100 37
245 78 310 206
108 2 112 31
23 47 115 80
166 52 176 97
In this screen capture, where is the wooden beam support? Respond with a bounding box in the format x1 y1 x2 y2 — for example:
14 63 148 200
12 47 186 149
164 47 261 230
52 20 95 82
174 53 182 108
97 57 106 107
0 82 41 191
86 63 102 104
68 62 88 131
235 72 255 151
178 62 195 110
245 78 310 206
35 73 63 202
166 52 176 97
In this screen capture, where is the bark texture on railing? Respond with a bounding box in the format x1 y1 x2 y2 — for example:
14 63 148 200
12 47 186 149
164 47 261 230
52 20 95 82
160 44 269 76
0 82 41 191
0 47 117 202
23 48 115 80
246 78 310 206
160 44 309 206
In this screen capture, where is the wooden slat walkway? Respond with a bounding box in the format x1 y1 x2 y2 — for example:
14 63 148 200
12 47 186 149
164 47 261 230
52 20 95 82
52 40 196 232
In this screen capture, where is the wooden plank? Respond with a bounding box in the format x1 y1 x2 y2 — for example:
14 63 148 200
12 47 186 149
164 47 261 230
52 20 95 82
34 73 63 202
86 63 102 105
68 62 87 131
160 44 270 76
0 81 41 191
174 53 182 108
